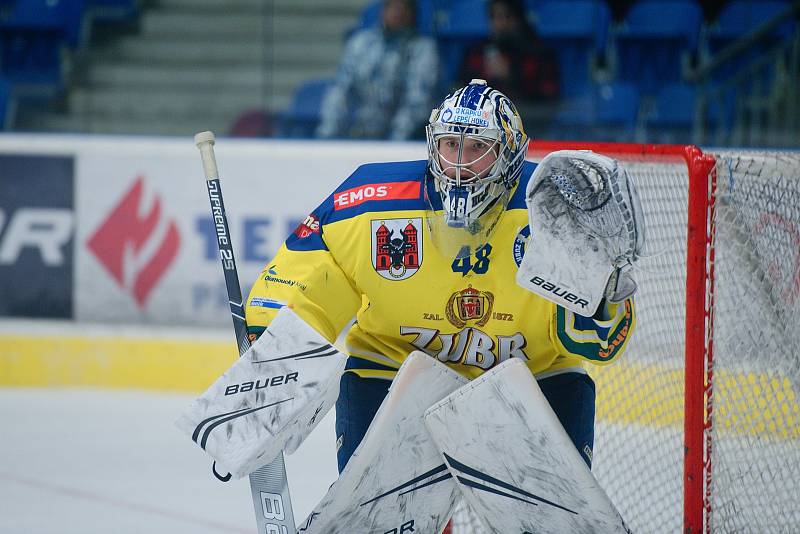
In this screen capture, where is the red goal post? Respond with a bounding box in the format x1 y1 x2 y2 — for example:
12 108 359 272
446 141 800 533
530 142 716 533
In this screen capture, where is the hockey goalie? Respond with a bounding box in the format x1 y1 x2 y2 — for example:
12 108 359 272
178 78 643 533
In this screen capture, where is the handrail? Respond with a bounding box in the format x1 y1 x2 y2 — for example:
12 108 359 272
687 0 800 83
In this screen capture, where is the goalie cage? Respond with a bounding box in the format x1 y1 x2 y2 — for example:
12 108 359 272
444 141 800 534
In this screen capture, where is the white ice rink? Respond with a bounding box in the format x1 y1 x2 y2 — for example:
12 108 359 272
0 387 339 534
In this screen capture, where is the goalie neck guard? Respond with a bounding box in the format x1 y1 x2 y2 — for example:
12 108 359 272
425 79 529 259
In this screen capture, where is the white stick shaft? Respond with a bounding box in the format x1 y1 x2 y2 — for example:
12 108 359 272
194 131 219 181
192 130 296 533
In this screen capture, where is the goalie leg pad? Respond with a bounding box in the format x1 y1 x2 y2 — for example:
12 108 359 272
175 307 346 479
297 352 468 534
424 358 631 534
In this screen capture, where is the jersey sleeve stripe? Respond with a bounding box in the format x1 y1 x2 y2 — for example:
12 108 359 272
248 297 286 310
554 300 635 363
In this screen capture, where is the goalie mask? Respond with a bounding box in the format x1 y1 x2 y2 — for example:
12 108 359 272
425 79 529 259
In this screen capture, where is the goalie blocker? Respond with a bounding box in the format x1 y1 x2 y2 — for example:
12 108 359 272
517 150 645 317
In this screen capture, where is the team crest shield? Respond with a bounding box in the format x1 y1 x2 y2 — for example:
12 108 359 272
446 285 494 328
371 218 423 280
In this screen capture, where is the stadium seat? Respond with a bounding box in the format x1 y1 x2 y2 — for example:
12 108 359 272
595 80 640 128
534 0 611 97
0 75 11 129
649 81 696 126
550 81 640 141
644 81 733 143
276 77 334 139
710 0 794 41
644 81 696 141
0 0 85 88
521 0 545 38
614 0 703 95
344 0 435 39
352 0 383 31
84 0 138 25
435 0 490 39
704 1 795 80
434 0 491 89
1 0 85 46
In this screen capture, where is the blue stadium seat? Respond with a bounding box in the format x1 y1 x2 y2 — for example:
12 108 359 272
550 81 640 141
534 0 611 97
614 0 703 95
276 77 334 139
353 0 383 31
649 81 696 127
0 75 11 129
85 0 138 24
644 81 733 142
711 1 794 41
595 81 640 128
344 0 435 39
416 0 435 35
521 0 548 28
705 1 794 80
644 81 696 141
435 0 490 39
435 0 491 89
0 0 85 87
1 0 85 46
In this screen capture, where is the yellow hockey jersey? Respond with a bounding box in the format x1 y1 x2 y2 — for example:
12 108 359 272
246 160 635 381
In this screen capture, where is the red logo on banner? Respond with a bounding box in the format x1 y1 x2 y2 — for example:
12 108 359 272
333 181 420 210
87 176 180 308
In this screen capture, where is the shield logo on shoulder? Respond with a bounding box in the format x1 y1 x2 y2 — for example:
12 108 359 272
371 218 423 281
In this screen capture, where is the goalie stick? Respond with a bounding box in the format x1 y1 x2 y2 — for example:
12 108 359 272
195 131 296 534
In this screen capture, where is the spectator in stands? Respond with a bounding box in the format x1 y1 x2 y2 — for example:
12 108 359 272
316 0 439 141
458 0 559 134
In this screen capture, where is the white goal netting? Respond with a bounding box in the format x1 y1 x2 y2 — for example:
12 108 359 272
448 147 800 533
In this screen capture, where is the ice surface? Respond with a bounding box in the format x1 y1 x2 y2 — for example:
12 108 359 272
0 388 338 534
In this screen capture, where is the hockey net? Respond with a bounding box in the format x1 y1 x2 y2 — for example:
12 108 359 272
446 142 800 533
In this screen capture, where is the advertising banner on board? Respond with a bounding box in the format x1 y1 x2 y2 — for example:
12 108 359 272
69 138 425 326
0 154 74 319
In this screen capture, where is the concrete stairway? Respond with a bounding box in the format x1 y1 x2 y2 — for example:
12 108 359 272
17 0 365 136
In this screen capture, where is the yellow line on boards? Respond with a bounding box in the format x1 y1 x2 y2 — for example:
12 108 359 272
0 335 238 393
3 333 798 440
591 362 800 440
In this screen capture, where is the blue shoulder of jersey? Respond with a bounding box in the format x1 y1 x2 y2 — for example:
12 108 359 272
324 160 429 223
285 160 428 252
508 160 538 210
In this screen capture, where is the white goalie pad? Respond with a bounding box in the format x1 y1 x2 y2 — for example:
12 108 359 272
424 358 631 534
297 352 468 534
175 307 346 479
516 150 644 317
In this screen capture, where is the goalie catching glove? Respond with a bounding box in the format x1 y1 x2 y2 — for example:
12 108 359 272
516 150 645 317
